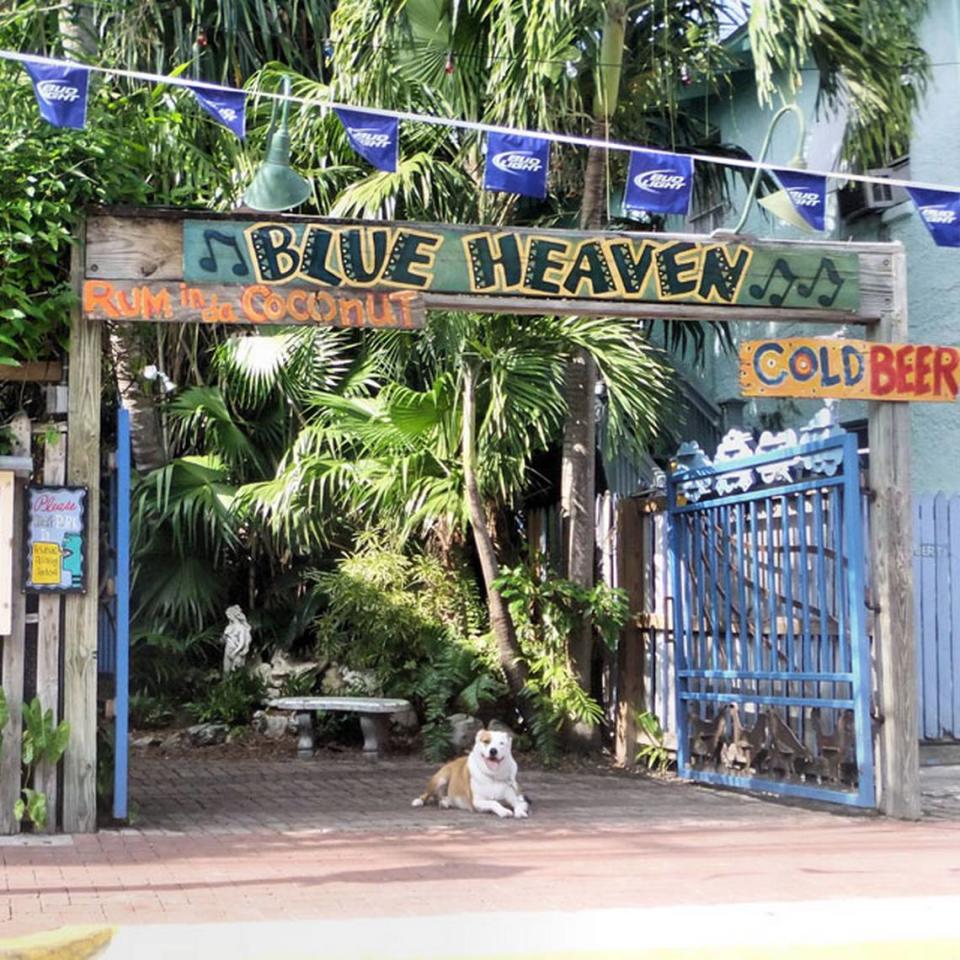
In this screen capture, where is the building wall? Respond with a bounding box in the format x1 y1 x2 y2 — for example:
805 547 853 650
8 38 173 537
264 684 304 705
665 1 960 494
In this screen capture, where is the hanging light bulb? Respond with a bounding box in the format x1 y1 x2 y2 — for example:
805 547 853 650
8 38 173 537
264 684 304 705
565 60 578 80
444 51 455 74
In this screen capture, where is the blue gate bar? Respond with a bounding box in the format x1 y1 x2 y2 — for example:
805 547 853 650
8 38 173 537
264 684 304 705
679 691 856 709
113 407 131 821
671 475 844 514
750 499 762 674
679 669 854 681
766 495 776 675
798 492 812 673
781 494 795 677
736 502 749 671
694 516 707 677
842 432 876 804
721 506 733 669
708 509 720 672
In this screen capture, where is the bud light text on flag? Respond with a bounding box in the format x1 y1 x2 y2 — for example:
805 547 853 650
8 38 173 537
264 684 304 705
908 187 960 247
922 206 957 224
335 109 399 172
492 151 543 173
36 80 80 102
484 132 550 198
348 128 392 149
187 84 247 139
624 151 693 216
24 62 90 129
633 170 687 192
774 168 826 231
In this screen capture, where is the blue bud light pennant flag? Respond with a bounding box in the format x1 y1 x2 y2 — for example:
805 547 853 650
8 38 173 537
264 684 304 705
483 132 550 199
23 61 90 130
775 168 826 231
187 83 247 139
624 150 693 216
907 187 960 247
335 108 399 173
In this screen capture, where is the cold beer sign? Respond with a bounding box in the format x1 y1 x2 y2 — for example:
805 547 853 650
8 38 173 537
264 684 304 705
740 337 960 402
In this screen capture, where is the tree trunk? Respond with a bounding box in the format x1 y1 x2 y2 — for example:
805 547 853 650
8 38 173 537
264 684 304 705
109 328 168 473
561 2 627 705
58 5 168 475
462 362 533 727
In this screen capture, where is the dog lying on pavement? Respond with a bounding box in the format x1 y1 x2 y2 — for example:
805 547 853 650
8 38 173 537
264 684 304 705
412 728 529 818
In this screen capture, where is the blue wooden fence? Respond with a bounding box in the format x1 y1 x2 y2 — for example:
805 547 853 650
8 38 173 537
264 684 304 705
915 492 960 741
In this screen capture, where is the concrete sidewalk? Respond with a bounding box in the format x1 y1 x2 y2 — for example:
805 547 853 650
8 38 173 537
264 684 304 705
2 751 959 943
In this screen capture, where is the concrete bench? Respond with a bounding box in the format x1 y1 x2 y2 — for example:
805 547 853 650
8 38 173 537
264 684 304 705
268 696 412 759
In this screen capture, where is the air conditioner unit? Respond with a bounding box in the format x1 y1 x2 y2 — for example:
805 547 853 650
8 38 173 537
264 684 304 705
837 167 908 220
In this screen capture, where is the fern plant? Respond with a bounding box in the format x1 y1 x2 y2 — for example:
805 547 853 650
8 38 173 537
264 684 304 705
635 710 671 773
494 558 629 760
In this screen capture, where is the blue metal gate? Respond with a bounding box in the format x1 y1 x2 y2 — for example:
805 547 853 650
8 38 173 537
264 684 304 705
667 425 875 808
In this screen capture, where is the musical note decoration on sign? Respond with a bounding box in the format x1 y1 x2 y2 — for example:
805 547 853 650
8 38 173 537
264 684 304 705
198 229 250 277
797 259 844 307
749 258 798 306
748 256 846 309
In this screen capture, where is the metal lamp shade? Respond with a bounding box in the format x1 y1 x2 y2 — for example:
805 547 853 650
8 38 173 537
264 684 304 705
242 77 312 212
243 129 312 212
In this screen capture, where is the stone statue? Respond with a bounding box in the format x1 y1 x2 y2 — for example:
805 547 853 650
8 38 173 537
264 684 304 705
221 605 252 676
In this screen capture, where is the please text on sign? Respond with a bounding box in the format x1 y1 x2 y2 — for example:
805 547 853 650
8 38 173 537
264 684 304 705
740 338 960 402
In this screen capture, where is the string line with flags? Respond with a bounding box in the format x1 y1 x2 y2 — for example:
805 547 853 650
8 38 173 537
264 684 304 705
5 48 960 246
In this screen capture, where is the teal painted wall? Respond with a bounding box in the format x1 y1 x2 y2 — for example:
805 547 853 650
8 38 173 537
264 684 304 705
667 0 960 494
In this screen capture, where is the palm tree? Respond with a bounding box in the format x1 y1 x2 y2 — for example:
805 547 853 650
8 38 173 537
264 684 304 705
298 0 929 706
240 312 668 725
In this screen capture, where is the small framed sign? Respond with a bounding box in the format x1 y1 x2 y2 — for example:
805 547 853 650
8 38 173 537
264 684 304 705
24 486 87 593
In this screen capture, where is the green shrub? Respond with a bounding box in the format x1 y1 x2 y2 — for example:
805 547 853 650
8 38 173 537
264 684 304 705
128 693 176 730
310 534 501 758
188 671 267 727
635 710 671 772
494 558 629 760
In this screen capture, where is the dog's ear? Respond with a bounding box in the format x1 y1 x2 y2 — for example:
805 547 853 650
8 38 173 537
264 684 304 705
474 728 487 743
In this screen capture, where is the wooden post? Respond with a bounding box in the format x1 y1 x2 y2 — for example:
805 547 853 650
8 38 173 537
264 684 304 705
868 246 921 819
615 498 645 767
0 415 31 834
63 228 101 833
36 424 67 832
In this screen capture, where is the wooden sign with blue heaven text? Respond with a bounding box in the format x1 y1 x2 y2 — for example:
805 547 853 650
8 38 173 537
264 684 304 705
180 219 861 313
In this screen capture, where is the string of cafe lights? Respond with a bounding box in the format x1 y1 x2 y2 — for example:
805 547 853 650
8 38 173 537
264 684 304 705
3 47 960 197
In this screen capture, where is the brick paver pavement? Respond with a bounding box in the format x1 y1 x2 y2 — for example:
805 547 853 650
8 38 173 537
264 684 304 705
2 751 959 939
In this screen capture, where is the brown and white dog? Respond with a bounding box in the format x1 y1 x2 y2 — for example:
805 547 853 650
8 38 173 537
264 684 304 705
412 728 529 819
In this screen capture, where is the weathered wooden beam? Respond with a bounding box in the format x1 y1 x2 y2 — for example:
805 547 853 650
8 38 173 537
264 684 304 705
0 414 30 834
615 498 646 768
868 246 920 820
0 361 63 383
36 424 66 832
63 229 100 834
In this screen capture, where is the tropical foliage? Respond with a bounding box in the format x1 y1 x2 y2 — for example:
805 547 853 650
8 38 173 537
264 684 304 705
0 0 933 756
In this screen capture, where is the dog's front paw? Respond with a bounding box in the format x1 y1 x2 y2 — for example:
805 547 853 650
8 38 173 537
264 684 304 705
411 797 424 807
513 803 529 818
